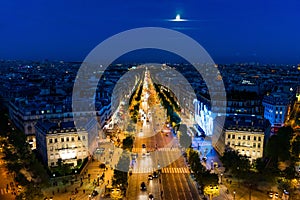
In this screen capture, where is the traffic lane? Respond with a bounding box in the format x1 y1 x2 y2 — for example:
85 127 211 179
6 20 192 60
160 162 200 200
158 137 200 200
134 129 174 153
127 173 149 200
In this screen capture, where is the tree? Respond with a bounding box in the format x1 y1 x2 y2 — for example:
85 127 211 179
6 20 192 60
291 135 300 161
276 126 293 161
112 152 130 190
122 136 134 150
253 158 266 173
186 148 218 187
220 147 250 175
265 126 294 168
178 124 192 149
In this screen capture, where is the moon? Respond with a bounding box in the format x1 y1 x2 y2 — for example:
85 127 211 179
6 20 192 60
169 14 188 22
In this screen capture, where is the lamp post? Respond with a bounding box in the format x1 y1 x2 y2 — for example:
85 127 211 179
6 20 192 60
233 190 236 200
220 173 223 184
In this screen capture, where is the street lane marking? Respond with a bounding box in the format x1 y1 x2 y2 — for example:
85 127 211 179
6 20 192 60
131 167 190 174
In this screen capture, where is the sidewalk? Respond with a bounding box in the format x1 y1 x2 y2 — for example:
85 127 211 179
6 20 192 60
42 143 123 200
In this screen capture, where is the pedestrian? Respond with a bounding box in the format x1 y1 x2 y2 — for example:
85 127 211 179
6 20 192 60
83 189 85 194
52 191 54 195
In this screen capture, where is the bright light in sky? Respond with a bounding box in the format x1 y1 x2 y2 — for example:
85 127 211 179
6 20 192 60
168 14 188 22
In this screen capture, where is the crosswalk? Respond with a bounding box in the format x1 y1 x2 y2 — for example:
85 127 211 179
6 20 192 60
0 188 9 195
131 147 181 153
131 167 190 174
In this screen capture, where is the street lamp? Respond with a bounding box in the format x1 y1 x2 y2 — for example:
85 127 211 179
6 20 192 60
220 173 223 184
233 190 236 200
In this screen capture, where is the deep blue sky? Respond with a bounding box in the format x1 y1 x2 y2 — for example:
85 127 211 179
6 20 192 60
1 0 300 64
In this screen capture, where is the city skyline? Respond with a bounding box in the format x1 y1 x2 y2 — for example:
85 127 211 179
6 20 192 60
0 0 300 64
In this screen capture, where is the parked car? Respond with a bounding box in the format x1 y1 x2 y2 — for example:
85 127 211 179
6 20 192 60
141 182 147 190
148 193 154 200
153 171 158 178
92 190 99 197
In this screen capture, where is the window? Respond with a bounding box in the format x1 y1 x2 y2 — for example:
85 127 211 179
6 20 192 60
82 136 86 140
51 162 54 166
258 143 261 148
49 139 53 144
258 137 261 141
238 136 241 140
247 136 250 140
61 138 64 142
227 142 230 146
253 143 256 148
54 138 58 143
254 136 256 141
66 137 69 142
232 135 235 139
243 136 246 140
71 137 74 142
227 134 231 139
78 136 81 140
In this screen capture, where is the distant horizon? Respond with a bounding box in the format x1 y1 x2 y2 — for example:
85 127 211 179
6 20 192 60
1 57 299 66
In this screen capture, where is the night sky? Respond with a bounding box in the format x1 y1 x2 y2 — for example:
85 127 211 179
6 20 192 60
1 0 300 64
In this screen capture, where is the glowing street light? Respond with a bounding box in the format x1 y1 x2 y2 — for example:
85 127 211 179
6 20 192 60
204 185 220 200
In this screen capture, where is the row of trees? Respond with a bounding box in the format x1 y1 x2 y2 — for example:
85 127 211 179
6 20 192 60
129 81 143 123
153 83 181 126
186 148 218 192
112 152 130 194
177 124 192 149
0 110 47 200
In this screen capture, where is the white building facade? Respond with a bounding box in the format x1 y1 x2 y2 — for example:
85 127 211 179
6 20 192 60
35 121 89 167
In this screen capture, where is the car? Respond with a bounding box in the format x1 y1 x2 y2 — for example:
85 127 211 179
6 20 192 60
148 174 153 180
142 144 146 148
146 151 150 156
275 192 279 198
142 153 146 157
153 171 158 178
92 190 99 197
140 182 147 190
148 193 154 200
268 191 273 198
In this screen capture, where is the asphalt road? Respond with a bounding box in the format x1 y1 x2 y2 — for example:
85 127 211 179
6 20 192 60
127 70 200 200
